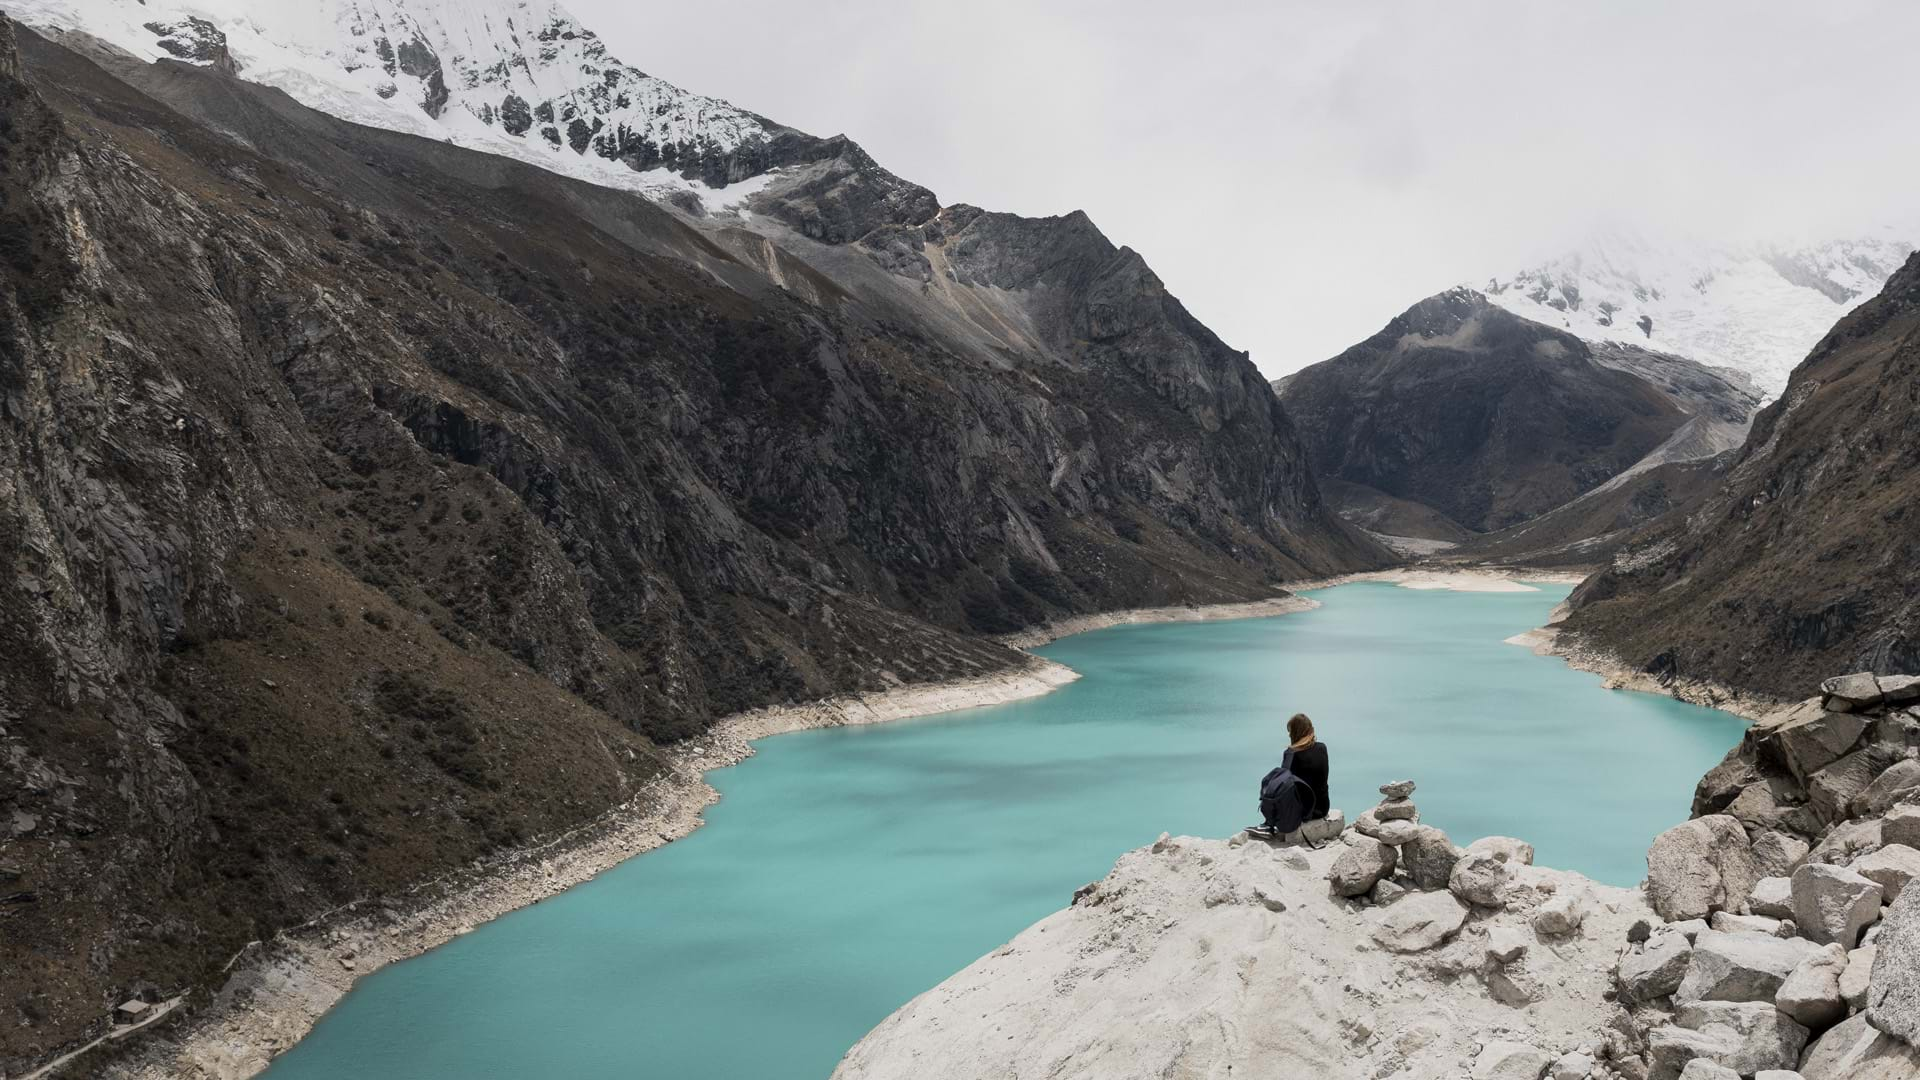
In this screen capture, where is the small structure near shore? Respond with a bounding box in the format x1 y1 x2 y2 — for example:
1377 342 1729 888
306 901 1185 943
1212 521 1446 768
114 999 150 1026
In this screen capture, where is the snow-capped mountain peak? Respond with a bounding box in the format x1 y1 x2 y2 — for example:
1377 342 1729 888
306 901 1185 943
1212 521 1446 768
1477 226 1916 398
11 0 785 207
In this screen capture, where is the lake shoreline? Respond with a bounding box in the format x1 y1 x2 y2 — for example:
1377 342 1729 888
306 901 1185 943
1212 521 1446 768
1526 625 1780 721
97 568 1577 1080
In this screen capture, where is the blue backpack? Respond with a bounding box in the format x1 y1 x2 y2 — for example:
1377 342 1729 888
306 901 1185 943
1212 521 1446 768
1258 747 1311 834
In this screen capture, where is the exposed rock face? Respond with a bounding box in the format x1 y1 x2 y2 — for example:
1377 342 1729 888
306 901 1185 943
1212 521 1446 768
1563 250 1920 699
1867 883 1920 1044
0 21 1384 1069
833 833 1654 1080
1276 288 1757 536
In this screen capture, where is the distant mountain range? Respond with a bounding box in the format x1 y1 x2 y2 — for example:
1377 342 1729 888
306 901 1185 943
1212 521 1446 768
1275 289 1760 544
1479 228 1915 397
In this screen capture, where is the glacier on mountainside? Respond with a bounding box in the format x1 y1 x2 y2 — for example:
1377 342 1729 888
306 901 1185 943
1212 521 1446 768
7 0 782 211
1479 227 1916 398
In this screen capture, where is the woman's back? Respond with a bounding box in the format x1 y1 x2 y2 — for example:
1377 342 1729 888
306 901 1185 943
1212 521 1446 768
1291 741 1330 819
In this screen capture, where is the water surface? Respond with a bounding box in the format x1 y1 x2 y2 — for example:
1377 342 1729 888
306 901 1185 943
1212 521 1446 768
264 582 1744 1080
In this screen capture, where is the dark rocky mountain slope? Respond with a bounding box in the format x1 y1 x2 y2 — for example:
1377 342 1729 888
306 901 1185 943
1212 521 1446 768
1443 457 1728 568
1275 288 1758 537
0 22 1384 1069
1563 252 1920 698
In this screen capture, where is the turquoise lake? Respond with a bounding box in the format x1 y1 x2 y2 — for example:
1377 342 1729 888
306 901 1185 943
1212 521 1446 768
262 581 1746 1080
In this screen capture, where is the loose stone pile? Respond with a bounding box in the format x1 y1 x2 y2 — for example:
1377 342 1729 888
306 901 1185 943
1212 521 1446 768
1611 672 1920 1080
1303 672 1920 1080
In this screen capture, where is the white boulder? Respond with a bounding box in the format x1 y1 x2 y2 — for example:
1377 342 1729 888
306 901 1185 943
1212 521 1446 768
1839 943 1874 1009
1647 1025 1737 1080
1674 999 1810 1074
1467 836 1535 865
1850 842 1920 902
1709 911 1782 936
1548 1050 1593 1080
1647 815 1763 922
1471 1040 1553 1080
1449 850 1513 908
1370 889 1469 953
1618 931 1692 1002
1773 942 1847 1031
1532 890 1587 938
1675 930 1819 1003
1881 805 1920 851
1751 831 1811 879
1749 876 1795 918
1791 862 1883 947
1329 837 1396 897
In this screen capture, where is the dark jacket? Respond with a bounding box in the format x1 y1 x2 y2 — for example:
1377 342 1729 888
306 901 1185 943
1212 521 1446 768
1290 741 1330 820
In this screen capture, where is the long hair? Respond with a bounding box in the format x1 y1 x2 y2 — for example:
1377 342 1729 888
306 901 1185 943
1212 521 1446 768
1287 713 1315 750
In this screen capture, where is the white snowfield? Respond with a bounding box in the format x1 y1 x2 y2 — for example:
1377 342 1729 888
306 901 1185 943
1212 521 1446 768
8 0 775 209
1479 228 1917 399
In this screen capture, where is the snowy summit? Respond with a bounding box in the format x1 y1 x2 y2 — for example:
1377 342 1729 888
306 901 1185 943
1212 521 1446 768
1477 227 1917 398
9 0 785 209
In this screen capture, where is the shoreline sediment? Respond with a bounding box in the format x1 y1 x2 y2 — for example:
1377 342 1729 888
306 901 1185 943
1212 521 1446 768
97 567 1596 1079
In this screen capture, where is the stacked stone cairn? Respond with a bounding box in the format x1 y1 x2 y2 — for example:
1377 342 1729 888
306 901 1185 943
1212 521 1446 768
1611 672 1920 1080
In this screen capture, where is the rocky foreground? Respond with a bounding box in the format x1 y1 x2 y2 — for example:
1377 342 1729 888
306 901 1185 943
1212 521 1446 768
834 674 1920 1080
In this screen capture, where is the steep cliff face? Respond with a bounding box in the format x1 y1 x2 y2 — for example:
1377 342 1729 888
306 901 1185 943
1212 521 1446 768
0 19 1382 1067
1564 253 1920 698
1276 289 1758 536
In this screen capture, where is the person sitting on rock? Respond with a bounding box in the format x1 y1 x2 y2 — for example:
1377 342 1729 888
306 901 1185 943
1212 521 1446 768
1248 713 1331 839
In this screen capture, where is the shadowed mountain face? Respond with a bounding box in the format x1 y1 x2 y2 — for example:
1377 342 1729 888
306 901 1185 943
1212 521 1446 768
1275 289 1758 536
0 22 1384 1067
1564 252 1920 698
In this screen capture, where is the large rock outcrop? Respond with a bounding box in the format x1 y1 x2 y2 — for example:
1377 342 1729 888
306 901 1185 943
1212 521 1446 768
0 21 1385 1070
834 829 1650 1080
1604 675 1920 1079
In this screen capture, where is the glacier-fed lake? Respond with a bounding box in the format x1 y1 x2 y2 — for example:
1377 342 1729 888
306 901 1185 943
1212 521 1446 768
261 580 1744 1080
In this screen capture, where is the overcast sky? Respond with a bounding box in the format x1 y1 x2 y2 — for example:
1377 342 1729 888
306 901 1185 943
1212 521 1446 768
575 1 1919 376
